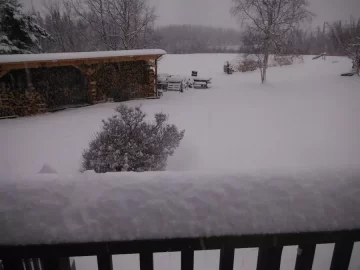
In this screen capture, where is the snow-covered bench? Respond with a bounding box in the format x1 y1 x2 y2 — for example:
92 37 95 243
193 77 212 88
167 76 184 92
157 73 171 91
194 81 207 88
167 82 183 92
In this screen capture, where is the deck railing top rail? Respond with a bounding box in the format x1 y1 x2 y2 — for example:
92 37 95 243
1 170 360 246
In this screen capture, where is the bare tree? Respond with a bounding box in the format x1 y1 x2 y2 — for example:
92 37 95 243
328 18 360 75
107 0 156 49
231 0 313 83
40 1 83 52
65 0 156 50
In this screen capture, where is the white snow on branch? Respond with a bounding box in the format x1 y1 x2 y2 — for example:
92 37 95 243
0 169 359 245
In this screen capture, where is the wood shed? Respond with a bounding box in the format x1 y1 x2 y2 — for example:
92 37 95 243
0 49 166 118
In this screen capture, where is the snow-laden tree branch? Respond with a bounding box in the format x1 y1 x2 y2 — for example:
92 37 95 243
0 0 52 54
65 0 156 50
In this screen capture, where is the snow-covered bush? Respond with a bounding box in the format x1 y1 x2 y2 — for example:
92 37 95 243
81 105 185 173
237 55 259 72
274 56 293 66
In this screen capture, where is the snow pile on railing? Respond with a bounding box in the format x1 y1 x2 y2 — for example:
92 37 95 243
0 170 360 245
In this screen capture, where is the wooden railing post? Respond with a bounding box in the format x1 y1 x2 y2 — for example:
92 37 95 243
181 249 194 270
42 257 72 270
140 252 153 270
219 247 235 270
330 241 354 270
33 258 42 270
23 259 32 270
71 260 77 270
2 259 24 270
295 244 316 270
97 254 113 270
256 247 283 270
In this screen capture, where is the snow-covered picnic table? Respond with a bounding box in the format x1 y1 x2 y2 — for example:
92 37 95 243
193 77 212 88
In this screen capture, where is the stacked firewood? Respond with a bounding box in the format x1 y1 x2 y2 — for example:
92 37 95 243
0 90 47 117
24 91 47 115
93 61 154 101
148 69 155 96
0 91 14 117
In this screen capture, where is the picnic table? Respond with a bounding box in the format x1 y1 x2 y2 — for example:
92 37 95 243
193 77 212 88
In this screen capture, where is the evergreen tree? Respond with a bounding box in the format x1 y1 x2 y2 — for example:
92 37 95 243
0 0 52 54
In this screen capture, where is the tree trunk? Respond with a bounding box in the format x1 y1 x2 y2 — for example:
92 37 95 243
261 37 270 83
261 53 269 83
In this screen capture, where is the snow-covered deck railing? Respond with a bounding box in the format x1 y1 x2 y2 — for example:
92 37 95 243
0 170 360 270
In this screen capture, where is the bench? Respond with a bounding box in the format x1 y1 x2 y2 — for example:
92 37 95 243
193 78 212 88
167 82 183 92
167 77 184 92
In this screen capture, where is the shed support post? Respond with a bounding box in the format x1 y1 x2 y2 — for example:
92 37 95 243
155 59 158 97
72 65 97 104
84 68 96 105
88 78 97 105
0 70 8 79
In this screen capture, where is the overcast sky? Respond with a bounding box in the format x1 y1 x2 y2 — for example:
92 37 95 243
24 0 360 29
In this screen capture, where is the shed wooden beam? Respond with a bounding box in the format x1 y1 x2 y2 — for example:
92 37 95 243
0 55 161 72
0 70 8 79
72 65 96 76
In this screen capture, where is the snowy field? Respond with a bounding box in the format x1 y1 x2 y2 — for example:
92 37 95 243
1 54 360 175
1 54 360 270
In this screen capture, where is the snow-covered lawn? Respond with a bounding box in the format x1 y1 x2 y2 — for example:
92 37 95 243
1 54 360 175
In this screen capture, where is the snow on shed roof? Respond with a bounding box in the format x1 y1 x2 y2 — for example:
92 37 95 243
0 49 166 64
0 170 360 245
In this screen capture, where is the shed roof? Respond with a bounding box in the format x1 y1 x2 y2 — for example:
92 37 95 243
0 49 166 73
0 49 166 64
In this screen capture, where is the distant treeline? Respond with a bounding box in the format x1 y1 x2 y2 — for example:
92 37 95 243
154 23 360 56
155 25 241 54
1 0 358 57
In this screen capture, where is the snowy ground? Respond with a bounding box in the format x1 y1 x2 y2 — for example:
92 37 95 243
1 54 359 175
1 54 360 269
